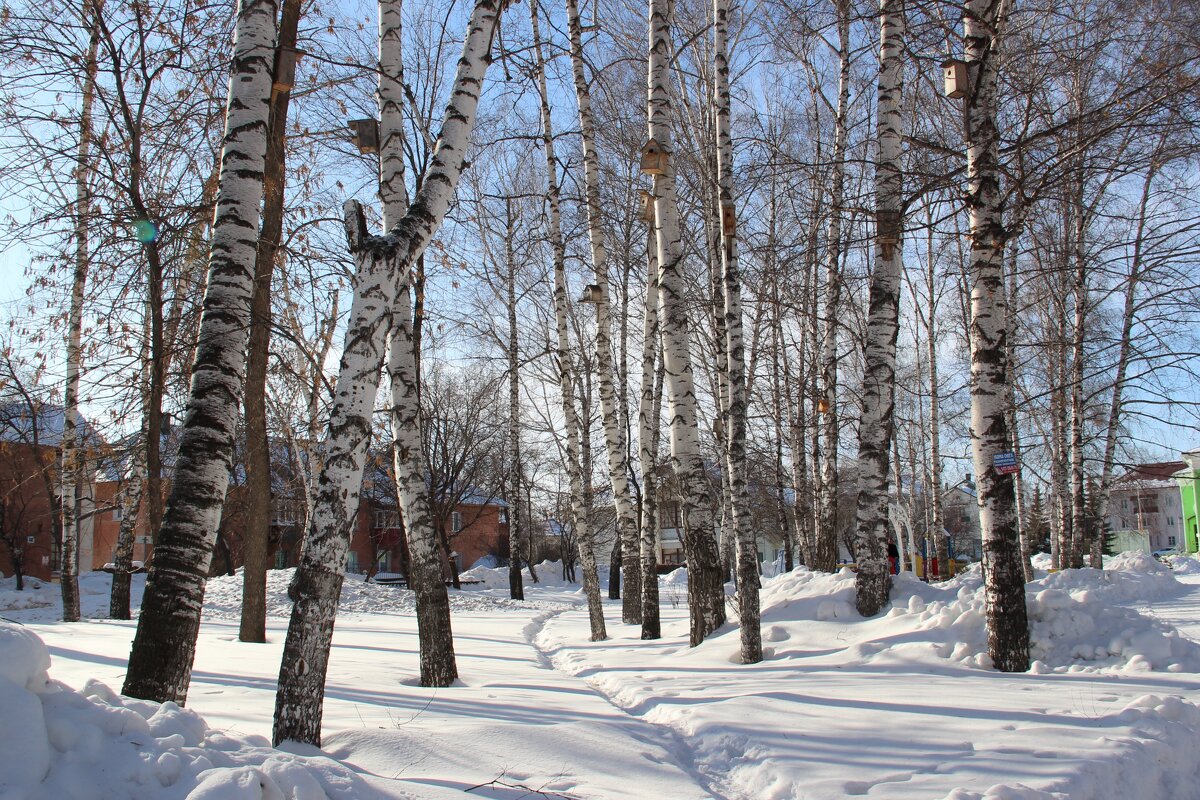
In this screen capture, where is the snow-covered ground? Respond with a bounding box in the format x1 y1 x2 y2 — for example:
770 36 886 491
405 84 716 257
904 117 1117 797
5 554 1200 799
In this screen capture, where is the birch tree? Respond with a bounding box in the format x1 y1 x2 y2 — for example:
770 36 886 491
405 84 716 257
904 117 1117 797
531 0 606 641
60 0 101 623
565 0 642 626
647 0 725 645
815 0 851 573
122 0 277 703
713 0 760 663
960 0 1029 672
379 0 457 686
852 0 904 617
638 228 663 640
503 198 525 601
273 0 507 745
242 0 303 644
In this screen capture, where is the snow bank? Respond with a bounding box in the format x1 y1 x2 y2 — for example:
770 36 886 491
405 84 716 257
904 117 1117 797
201 568 570 621
1166 554 1200 575
457 560 588 591
0 621 399 800
947 695 1200 800
1 572 143 621
756 557 1200 674
0 576 56 612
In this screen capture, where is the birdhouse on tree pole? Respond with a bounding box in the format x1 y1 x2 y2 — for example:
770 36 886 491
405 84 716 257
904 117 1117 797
640 139 669 175
720 200 737 238
817 396 831 414
349 118 380 154
876 208 902 260
578 284 604 304
638 189 656 223
273 47 303 95
941 59 969 99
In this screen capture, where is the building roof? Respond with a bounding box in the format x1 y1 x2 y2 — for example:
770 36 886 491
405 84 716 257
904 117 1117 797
0 401 104 449
1113 462 1187 491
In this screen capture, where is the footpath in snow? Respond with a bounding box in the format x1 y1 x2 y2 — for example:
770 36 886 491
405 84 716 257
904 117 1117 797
4 554 1200 799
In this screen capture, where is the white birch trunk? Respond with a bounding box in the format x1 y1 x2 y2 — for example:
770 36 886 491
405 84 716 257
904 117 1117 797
274 0 505 745
123 0 277 703
962 0 1029 672
389 300 457 684
378 0 457 685
1068 200 1089 569
713 0 760 663
647 0 725 646
109 425 146 620
504 200 524 600
927 222 952 581
638 228 663 640
61 3 100 624
1095 164 1156 565
816 0 852 573
1002 248 1034 582
530 0 605 640
852 0 905 616
565 0 641 625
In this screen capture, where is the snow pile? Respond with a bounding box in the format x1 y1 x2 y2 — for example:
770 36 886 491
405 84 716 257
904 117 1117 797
1 572 143 620
894 566 1200 673
0 575 56 612
759 565 860 622
1165 554 1200 575
201 568 570 621
752 559 1200 674
1030 552 1054 572
0 621 388 800
1036 555 1181 606
458 560 587 591
951 694 1200 800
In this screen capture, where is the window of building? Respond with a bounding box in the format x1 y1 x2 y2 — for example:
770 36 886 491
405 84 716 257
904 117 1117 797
498 508 507 524
658 504 682 529
1169 536 1177 547
346 551 359 573
112 506 122 521
272 501 299 526
376 551 389 572
274 549 287 569
373 509 399 529
1168 517 1175 527
452 511 463 533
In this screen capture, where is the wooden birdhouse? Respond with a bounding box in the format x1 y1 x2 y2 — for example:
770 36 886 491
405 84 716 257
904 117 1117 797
941 59 969 99
816 396 830 414
349 118 380 154
720 201 736 238
638 189 656 223
640 139 668 175
578 284 604 304
273 47 302 95
876 208 901 260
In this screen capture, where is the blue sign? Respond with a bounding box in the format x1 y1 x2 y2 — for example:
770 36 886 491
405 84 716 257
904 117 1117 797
993 452 1018 474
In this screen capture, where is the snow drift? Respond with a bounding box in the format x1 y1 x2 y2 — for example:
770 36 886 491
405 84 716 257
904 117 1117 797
0 621 390 800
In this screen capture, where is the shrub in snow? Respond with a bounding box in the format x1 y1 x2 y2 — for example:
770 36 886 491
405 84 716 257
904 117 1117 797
0 621 386 799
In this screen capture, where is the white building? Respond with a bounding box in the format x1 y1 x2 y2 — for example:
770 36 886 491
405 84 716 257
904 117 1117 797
1107 462 1187 552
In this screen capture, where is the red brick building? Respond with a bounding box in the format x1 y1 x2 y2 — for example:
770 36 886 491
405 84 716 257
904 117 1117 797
0 403 106 584
88 479 508 584
1 415 511 584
